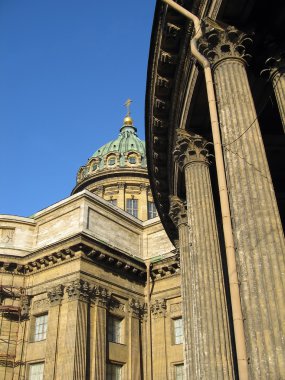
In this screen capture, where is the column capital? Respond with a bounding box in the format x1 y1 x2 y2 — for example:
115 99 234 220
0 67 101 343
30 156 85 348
198 23 253 66
151 298 167 318
173 129 210 170
47 284 64 306
91 285 111 308
169 195 187 227
262 54 285 80
66 279 91 302
128 298 145 319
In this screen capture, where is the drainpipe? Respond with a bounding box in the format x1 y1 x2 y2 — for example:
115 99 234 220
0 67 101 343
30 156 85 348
146 260 153 380
161 1 248 379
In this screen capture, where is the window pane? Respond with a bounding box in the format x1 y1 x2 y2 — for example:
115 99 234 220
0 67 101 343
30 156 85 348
109 199 117 206
175 364 184 380
173 317 183 344
109 158 116 166
108 315 122 343
128 156 136 164
34 314 48 342
126 199 138 218
29 362 44 380
106 363 122 380
147 201 157 219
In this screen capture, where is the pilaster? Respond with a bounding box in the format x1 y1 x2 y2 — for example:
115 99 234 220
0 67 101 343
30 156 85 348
200 25 285 378
128 298 144 380
172 130 234 379
90 285 110 380
151 299 168 379
57 279 90 380
45 284 64 379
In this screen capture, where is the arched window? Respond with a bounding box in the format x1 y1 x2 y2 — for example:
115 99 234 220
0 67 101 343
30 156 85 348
108 157 116 166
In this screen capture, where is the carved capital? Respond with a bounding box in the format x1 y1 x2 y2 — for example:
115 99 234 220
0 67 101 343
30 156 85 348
128 298 145 318
151 298 167 318
21 295 31 318
169 195 187 227
198 23 253 66
91 285 111 307
47 284 64 306
262 54 285 80
66 280 91 302
173 129 210 170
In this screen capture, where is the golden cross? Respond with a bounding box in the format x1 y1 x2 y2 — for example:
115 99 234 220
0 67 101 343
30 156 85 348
124 98 132 116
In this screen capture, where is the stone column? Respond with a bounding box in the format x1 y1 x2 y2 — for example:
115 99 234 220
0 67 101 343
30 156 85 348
151 299 168 379
199 26 285 379
45 285 64 379
128 298 143 380
89 285 110 380
59 279 90 379
263 55 285 133
173 130 234 379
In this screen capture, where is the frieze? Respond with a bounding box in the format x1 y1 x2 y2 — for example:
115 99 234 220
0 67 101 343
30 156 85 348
0 228 15 244
33 298 50 311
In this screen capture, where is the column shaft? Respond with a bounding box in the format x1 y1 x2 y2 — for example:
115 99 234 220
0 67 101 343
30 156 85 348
272 71 285 133
184 162 233 379
214 58 285 378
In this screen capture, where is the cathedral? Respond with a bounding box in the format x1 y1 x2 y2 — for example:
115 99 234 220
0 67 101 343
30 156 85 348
0 112 183 379
1 0 285 379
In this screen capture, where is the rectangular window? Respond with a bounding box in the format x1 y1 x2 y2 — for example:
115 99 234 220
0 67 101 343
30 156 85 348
173 317 183 345
147 201 157 219
126 199 138 218
174 363 184 380
108 315 123 343
106 363 122 380
29 362 44 380
34 314 48 342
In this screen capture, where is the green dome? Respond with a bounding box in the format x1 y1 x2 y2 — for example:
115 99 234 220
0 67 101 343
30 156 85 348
75 117 147 185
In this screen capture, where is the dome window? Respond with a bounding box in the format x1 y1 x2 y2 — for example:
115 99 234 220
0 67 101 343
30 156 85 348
128 156 137 164
92 163 98 171
108 157 116 166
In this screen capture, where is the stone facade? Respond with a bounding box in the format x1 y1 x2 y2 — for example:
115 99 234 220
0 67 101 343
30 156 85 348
0 116 184 380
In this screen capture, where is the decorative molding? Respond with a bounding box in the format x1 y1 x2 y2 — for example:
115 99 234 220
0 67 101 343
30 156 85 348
169 195 187 227
47 284 64 306
198 23 253 66
151 298 167 318
33 299 50 311
173 129 211 170
170 302 182 314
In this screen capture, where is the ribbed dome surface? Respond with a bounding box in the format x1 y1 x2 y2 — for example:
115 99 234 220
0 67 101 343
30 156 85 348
92 126 146 160
75 117 147 187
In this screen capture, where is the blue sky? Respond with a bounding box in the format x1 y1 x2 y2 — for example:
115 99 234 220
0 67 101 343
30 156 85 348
0 0 156 216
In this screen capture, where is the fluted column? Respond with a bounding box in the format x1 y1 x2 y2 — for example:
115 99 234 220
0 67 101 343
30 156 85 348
45 285 64 379
90 286 110 380
199 26 285 379
172 130 234 379
169 195 192 379
58 280 90 379
263 55 285 133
